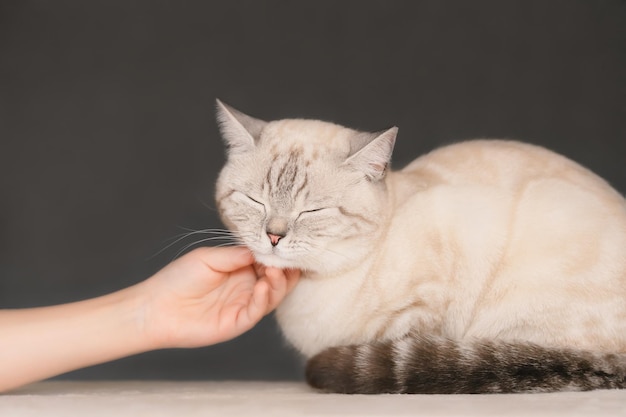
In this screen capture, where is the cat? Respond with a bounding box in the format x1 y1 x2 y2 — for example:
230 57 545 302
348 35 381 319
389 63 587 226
214 99 626 394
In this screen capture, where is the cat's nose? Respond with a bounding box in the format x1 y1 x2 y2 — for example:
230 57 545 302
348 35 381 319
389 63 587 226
266 217 287 246
267 232 285 247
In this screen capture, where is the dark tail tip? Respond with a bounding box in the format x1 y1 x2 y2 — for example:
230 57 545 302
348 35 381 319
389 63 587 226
306 346 359 394
306 343 400 394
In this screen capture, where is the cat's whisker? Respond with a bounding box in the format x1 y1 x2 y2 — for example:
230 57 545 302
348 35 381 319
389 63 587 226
160 228 242 246
172 236 245 260
150 228 252 260
175 227 239 235
213 241 242 248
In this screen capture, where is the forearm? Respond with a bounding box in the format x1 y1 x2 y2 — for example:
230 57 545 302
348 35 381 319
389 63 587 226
0 285 154 392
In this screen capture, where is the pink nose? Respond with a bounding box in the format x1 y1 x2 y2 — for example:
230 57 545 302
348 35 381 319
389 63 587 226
267 233 283 246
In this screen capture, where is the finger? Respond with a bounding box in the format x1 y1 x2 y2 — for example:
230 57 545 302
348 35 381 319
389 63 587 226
194 246 255 273
253 263 266 278
264 267 285 287
244 280 270 325
284 269 301 293
263 268 289 312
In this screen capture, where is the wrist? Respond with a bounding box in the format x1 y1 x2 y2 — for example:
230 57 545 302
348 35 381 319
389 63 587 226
128 279 179 351
84 283 159 358
121 282 161 351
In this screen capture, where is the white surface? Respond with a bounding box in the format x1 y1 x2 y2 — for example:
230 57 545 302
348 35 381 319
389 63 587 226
1 381 625 417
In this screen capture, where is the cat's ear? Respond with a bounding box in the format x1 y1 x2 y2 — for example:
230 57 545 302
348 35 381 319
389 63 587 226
215 99 267 155
344 127 397 181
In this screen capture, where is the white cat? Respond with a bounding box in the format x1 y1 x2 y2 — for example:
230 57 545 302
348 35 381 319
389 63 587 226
215 100 626 393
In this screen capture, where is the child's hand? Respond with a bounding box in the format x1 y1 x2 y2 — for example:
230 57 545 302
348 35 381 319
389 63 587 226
139 246 300 349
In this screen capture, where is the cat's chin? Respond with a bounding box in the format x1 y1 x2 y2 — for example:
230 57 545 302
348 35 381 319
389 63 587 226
253 252 301 269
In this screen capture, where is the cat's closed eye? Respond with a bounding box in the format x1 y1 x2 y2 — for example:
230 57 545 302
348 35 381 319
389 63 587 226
296 207 330 220
245 194 264 206
232 191 265 209
302 208 325 213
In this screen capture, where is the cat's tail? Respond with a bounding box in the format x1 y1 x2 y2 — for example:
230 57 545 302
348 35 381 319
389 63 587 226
305 334 626 394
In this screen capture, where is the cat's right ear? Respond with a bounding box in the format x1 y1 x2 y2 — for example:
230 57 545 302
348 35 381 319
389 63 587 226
215 99 267 155
344 127 398 181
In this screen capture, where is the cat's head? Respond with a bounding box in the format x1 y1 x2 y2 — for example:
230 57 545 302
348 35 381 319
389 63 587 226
215 100 397 273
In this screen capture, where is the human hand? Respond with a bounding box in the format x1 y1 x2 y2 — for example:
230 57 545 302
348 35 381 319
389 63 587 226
0 246 299 392
138 246 300 349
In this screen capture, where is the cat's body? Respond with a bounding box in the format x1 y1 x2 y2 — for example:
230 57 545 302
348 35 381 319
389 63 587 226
215 100 626 393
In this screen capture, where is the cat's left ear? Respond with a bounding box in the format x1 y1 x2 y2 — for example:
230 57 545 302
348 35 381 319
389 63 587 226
215 99 267 155
344 127 397 181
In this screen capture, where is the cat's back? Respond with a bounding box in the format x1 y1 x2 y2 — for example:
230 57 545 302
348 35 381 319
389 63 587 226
398 139 622 202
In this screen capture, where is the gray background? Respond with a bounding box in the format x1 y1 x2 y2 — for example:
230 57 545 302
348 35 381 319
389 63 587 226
0 0 624 381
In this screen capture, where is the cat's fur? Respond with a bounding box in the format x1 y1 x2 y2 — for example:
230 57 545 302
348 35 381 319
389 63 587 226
215 100 626 394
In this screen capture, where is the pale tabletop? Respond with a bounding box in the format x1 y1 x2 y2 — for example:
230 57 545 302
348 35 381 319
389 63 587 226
1 381 625 417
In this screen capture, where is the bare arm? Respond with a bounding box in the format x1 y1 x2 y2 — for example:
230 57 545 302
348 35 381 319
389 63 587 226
0 247 299 393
